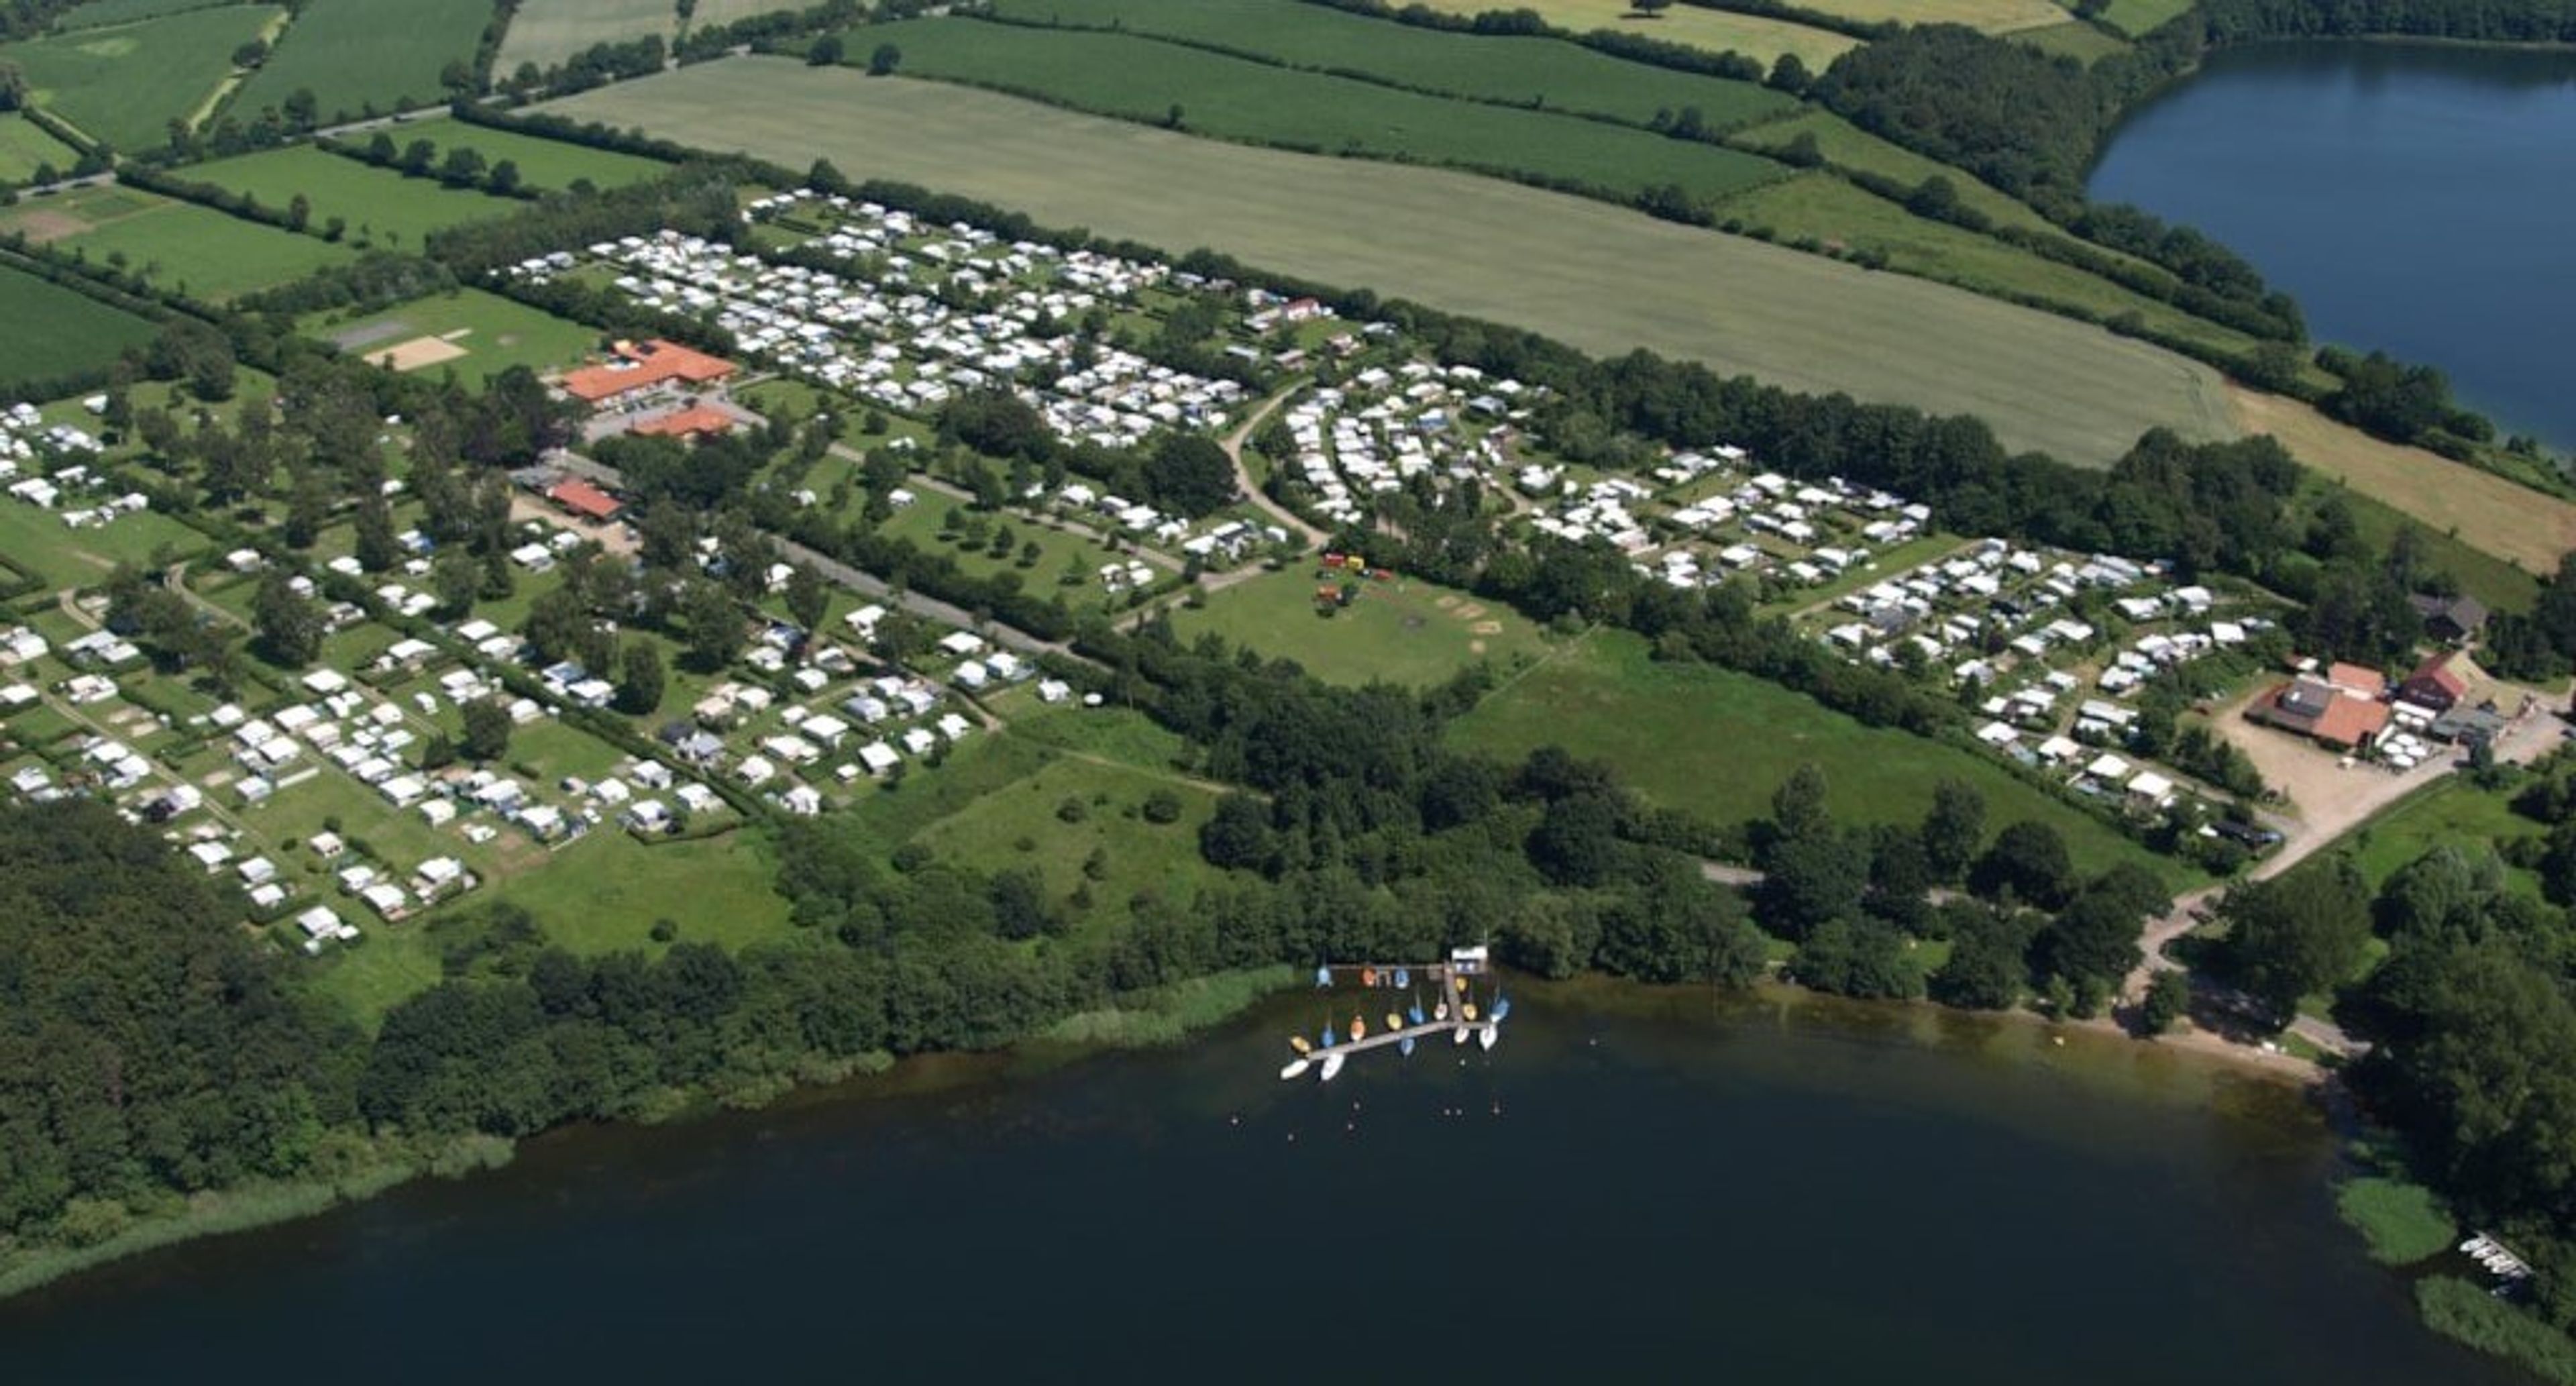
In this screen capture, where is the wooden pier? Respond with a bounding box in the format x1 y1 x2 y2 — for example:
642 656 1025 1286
1286 950 1504 1079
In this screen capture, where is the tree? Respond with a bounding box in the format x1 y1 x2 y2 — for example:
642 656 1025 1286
1971 820 2074 908
431 549 480 619
1528 791 1622 887
2140 970 2191 1035
1795 918 1921 1000
251 572 322 668
1930 902 2035 1010
352 496 399 572
1140 433 1238 518
1766 52 1811 94
784 562 829 635
0 61 26 113
2039 866 2163 992
808 34 845 66
461 700 513 763
869 42 902 75
486 159 522 197
616 641 665 716
437 146 487 189
286 193 311 233
2223 865 2372 1020
682 581 745 672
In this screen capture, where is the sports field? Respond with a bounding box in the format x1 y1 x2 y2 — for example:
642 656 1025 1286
1717 172 2263 363
854 19 1785 207
0 115 79 183
496 0 674 74
1169 566 1552 688
0 266 158 392
1405 0 1857 66
377 117 672 191
545 59 2238 466
9 183 352 300
233 0 490 123
185 146 527 246
2233 386 2576 576
979 0 1794 131
0 6 278 152
308 288 598 385
1448 629 2171 881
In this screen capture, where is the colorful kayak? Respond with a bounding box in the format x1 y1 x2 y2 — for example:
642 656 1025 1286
1281 1059 1311 1080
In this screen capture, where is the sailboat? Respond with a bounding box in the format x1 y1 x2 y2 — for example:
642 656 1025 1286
1281 1057 1312 1080
1289 1034 1313 1055
1385 1009 1403 1034
1350 1014 1367 1043
1319 1051 1346 1082
1399 1034 1415 1057
1452 1023 1472 1046
1407 996 1426 1028
1314 965 1333 988
1394 967 1410 990
1477 1024 1498 1052
1493 994 1512 1023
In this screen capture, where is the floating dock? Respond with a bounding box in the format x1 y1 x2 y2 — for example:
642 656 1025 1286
1280 948 1507 1081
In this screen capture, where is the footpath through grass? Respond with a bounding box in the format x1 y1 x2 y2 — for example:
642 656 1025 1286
0 5 278 152
1448 627 2171 879
853 17 1786 208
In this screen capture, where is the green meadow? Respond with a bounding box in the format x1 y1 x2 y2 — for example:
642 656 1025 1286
185 146 528 246
368 117 674 191
849 18 1786 207
232 0 491 123
1171 566 1553 689
0 5 278 152
0 266 159 393
980 0 1795 131
58 191 354 301
0 114 80 183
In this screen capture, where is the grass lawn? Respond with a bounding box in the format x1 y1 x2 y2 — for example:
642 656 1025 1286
2337 776 2548 896
304 287 600 385
184 146 526 248
361 116 674 191
909 752 1222 935
497 0 674 72
980 0 1795 132
1448 628 2174 879
0 113 79 182
57 191 354 301
1171 565 1552 688
61 0 255 23
0 6 277 152
874 494 1141 602
853 18 1786 209
2095 0 2197 37
1402 0 1856 66
544 59 2238 468
1796 0 2067 30
2012 19 2129 62
0 265 159 394
1726 109 2055 237
1715 171 2265 366
997 698 1198 777
233 0 492 123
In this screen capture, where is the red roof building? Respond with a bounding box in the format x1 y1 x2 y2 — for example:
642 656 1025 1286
633 405 739 441
2313 694 2392 751
559 339 737 407
2324 661 2387 700
545 479 625 523
2398 651 2471 712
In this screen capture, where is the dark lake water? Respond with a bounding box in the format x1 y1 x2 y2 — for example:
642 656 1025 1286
0 981 2526 1383
2089 40 2576 448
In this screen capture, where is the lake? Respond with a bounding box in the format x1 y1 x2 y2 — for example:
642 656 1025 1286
2089 40 2576 448
0 981 2525 1383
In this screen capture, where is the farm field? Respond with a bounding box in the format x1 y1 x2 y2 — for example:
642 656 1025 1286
48 189 353 301
852 19 1787 207
1717 172 2263 363
0 266 158 394
307 288 599 386
977 0 1796 131
57 0 246 24
1403 0 1858 65
0 114 79 183
496 0 674 74
232 0 490 123
2233 385 2576 576
543 59 2240 468
1170 566 1552 689
1796 0 2067 31
0 5 278 152
2095 0 2197 36
184 146 527 247
1448 629 2176 882
367 117 673 191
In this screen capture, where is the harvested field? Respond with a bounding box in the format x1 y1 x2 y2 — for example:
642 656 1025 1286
2232 386 2576 575
545 59 2238 466
1405 0 1857 66
498 0 674 74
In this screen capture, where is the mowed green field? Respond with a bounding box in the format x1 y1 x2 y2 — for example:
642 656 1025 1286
185 146 527 246
853 19 1785 208
1717 172 2264 364
911 754 1224 937
981 0 1795 131
0 483 209 589
544 59 2239 466
1727 109 2055 235
46 188 354 301
0 266 158 392
307 288 599 385
1795 0 2068 31
0 6 277 152
0 114 80 182
374 117 674 191
1171 566 1552 688
1405 0 1857 66
57 0 247 25
2095 0 2198 37
496 0 673 73
233 0 491 123
1450 629 2170 880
